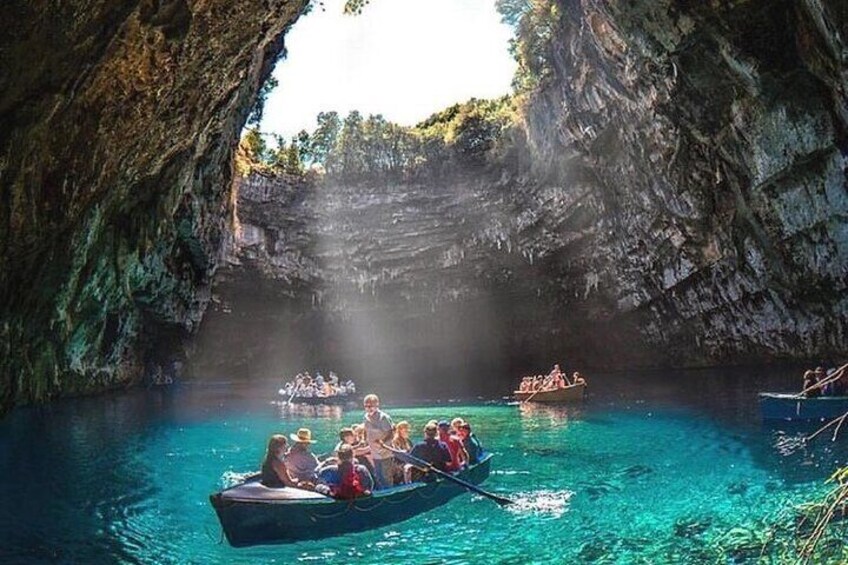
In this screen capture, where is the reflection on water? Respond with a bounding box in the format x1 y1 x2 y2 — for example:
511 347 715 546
275 402 345 420
517 401 584 424
0 368 845 563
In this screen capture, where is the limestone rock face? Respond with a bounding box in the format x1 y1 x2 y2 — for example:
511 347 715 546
516 0 848 365
0 0 307 410
202 0 847 379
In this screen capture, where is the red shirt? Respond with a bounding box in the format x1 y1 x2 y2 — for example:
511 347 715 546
439 432 464 471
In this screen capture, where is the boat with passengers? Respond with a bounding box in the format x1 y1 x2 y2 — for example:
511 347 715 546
759 363 848 421
758 393 848 421
514 382 586 403
514 364 587 403
210 453 495 546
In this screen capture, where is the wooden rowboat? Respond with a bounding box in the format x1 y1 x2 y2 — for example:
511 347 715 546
759 392 848 421
513 382 586 403
209 454 493 546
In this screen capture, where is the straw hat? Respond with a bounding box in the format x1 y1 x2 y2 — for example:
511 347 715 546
290 428 316 443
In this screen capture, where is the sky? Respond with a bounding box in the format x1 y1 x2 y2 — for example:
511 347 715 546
260 0 517 140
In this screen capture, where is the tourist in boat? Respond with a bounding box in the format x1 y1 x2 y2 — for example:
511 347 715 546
573 372 586 385
409 422 452 479
450 417 465 434
335 427 355 453
260 434 302 488
391 421 413 452
549 364 562 379
316 444 373 499
437 420 468 471
391 420 413 483
285 428 320 484
831 367 847 396
802 370 821 398
337 426 372 460
814 366 832 396
363 394 395 489
457 422 483 465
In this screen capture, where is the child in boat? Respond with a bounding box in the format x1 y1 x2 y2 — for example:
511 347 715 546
260 435 301 488
316 444 373 499
457 422 483 465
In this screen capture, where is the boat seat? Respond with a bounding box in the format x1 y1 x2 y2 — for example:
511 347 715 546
221 482 329 502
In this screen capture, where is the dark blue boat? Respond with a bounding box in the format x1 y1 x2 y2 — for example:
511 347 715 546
759 393 848 421
210 454 494 546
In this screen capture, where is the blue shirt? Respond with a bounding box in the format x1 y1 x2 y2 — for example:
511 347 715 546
285 448 319 482
410 438 451 472
317 464 374 491
463 434 483 465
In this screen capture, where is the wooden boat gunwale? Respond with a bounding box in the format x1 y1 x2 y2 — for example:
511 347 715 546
209 453 495 546
512 382 586 402
758 392 848 421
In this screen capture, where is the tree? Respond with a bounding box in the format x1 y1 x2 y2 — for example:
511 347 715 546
242 127 268 162
247 76 279 127
336 110 367 178
309 111 342 169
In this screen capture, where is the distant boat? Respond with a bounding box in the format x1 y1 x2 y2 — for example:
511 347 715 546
209 454 493 546
758 393 848 421
277 389 360 405
513 382 586 403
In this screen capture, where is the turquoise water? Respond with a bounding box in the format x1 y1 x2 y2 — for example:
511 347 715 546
1 370 846 563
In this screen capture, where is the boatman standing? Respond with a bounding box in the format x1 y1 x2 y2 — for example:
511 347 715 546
363 393 395 490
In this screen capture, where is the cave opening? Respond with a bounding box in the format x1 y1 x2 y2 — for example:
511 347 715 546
190 0 562 397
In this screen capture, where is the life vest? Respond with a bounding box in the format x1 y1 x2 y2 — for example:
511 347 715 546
332 462 365 499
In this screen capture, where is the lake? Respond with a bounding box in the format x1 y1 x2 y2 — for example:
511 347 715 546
1 367 845 563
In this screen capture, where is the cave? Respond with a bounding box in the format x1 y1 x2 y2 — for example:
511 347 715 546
2 0 848 562
1 0 847 413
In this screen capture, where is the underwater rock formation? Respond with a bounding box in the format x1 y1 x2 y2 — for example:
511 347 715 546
0 0 307 411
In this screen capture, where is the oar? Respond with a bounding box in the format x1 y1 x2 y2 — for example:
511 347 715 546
382 445 514 506
797 362 848 398
522 387 542 403
287 383 300 404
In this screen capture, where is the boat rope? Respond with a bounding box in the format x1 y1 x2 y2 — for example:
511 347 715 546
309 501 359 520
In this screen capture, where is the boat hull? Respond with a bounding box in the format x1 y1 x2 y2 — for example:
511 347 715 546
513 383 586 403
210 455 493 546
291 395 359 406
279 393 360 406
759 393 848 421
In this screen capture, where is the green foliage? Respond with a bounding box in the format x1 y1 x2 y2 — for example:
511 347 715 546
343 0 370 15
495 0 532 26
242 127 269 162
247 76 279 127
241 97 520 181
497 0 560 93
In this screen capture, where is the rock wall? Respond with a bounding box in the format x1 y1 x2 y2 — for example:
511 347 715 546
201 0 847 379
516 0 848 365
0 0 307 411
